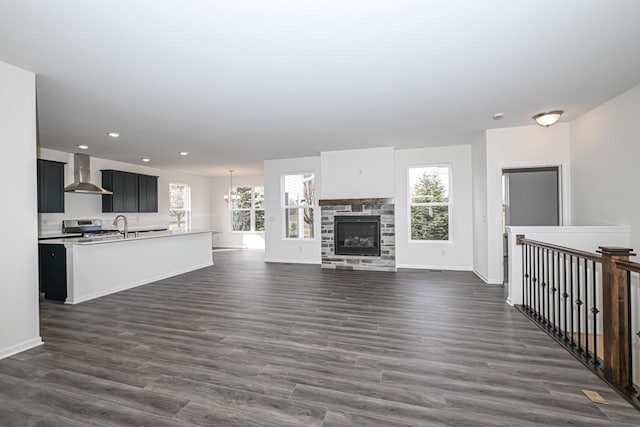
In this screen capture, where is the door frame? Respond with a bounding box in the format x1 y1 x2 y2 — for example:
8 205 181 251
494 161 569 284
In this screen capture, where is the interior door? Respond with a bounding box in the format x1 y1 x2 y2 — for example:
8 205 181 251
504 167 560 227
502 166 560 283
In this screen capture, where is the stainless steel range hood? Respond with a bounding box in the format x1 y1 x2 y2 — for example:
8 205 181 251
64 153 113 195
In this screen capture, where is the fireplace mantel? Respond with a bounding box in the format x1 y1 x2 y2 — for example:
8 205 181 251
319 197 394 206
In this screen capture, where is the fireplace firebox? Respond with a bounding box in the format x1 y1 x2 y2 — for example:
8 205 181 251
334 216 381 256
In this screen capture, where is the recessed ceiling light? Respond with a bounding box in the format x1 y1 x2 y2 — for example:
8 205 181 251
141 158 151 162
179 151 189 156
492 112 504 120
77 145 89 150
107 132 120 138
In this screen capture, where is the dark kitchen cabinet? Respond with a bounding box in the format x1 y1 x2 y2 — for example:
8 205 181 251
101 170 158 213
37 159 65 213
138 174 158 212
38 244 67 302
102 170 139 212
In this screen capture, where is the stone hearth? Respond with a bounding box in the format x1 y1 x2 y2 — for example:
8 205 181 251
320 198 396 272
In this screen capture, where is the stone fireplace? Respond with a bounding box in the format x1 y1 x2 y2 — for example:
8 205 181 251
320 198 395 272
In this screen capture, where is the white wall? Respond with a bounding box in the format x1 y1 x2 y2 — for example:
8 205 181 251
472 132 489 281
0 61 42 359
484 123 571 284
395 145 473 270
38 148 211 234
209 174 265 249
264 156 321 264
571 83 640 255
320 147 394 199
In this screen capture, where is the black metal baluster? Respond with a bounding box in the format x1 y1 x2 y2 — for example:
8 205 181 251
537 247 541 319
546 249 551 326
563 253 569 343
551 250 556 332
576 256 583 353
522 245 527 310
584 258 590 359
569 255 575 347
591 260 600 365
527 244 532 313
626 271 636 393
557 251 562 338
541 248 546 324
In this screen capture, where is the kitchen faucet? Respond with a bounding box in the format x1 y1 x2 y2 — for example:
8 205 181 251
113 215 129 238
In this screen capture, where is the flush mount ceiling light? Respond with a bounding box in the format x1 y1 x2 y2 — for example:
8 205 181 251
77 144 88 150
492 112 504 120
533 110 564 127
141 158 150 162
179 151 188 156
107 131 120 138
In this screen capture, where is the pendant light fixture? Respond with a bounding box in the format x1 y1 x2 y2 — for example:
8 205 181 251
224 169 234 203
533 110 564 127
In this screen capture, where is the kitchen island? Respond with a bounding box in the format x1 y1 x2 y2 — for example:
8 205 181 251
39 230 213 304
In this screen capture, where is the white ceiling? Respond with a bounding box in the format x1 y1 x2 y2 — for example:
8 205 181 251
1 0 640 177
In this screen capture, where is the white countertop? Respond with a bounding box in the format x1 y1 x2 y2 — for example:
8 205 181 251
38 225 169 239
39 229 217 245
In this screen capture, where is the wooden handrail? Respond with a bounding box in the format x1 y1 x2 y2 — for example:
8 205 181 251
614 259 640 274
521 238 603 262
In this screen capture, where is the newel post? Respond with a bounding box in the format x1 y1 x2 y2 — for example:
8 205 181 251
598 246 635 386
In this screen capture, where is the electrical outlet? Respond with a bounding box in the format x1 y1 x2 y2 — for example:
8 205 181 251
299 246 303 252
441 250 446 256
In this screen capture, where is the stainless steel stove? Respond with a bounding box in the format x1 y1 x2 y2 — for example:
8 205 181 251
62 219 122 238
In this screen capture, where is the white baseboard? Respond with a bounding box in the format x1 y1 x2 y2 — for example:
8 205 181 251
473 269 503 285
66 261 214 305
0 337 43 361
397 264 473 271
264 258 322 265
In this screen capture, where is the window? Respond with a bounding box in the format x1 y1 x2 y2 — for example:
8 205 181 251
282 173 315 239
231 186 265 232
409 165 450 241
169 183 191 230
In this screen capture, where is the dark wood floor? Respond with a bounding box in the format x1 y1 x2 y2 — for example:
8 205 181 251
1 250 639 426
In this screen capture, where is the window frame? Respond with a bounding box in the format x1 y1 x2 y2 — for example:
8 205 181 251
230 186 265 233
281 172 317 240
407 164 453 243
169 182 191 231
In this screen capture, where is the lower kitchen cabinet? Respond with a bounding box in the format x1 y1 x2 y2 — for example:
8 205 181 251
38 245 67 302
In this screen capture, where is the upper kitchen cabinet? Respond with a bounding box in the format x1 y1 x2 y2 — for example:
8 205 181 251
37 159 65 213
102 170 139 212
138 174 159 212
101 170 158 213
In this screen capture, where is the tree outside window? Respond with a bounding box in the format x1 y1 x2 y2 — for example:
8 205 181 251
231 186 264 232
169 183 191 230
283 173 315 239
409 166 450 241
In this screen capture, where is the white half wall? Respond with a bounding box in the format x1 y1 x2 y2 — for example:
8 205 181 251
0 61 42 359
320 147 394 199
484 123 571 284
264 156 321 264
505 226 631 306
395 145 473 270
38 148 212 234
210 173 265 249
571 83 640 255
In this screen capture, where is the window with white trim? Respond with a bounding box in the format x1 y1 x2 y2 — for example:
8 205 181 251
169 183 191 230
409 165 451 241
282 173 315 239
231 186 265 232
